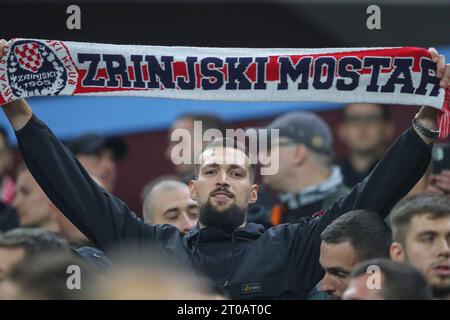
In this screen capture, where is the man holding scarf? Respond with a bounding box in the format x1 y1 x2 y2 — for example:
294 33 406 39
0 38 449 299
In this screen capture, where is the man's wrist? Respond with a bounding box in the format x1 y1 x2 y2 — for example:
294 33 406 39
1 99 33 131
415 118 438 131
412 114 439 143
415 106 439 130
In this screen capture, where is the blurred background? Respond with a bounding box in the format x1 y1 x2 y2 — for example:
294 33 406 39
1 0 449 214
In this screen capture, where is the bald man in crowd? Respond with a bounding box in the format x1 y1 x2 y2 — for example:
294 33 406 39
142 180 199 233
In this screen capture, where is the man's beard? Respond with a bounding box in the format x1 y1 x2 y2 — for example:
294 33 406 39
431 282 450 299
199 199 247 232
406 254 450 300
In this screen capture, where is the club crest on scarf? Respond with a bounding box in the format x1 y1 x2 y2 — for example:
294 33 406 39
14 43 43 73
4 40 76 99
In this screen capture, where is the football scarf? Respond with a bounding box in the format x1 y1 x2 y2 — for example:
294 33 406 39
1 38 449 136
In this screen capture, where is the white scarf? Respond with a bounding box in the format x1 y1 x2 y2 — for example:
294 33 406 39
1 38 448 136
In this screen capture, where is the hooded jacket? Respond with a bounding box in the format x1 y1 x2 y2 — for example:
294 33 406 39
16 115 431 299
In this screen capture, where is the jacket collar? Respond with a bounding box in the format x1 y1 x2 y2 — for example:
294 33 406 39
279 165 344 209
186 223 265 244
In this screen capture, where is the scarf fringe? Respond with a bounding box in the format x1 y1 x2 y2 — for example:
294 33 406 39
438 87 450 139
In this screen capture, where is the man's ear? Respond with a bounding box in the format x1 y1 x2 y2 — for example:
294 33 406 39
390 242 406 262
189 180 198 201
249 184 259 204
292 144 307 166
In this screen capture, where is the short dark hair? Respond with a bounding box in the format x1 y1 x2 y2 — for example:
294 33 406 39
321 210 392 262
0 228 69 259
7 251 91 299
194 138 256 183
351 258 433 300
344 103 391 121
176 113 226 135
390 193 450 245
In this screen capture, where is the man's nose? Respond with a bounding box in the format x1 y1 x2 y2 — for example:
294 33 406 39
437 238 450 257
319 273 336 294
12 194 22 209
215 170 230 186
179 213 195 233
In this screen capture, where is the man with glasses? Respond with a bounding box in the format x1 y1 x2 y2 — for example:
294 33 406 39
262 111 349 225
337 103 394 188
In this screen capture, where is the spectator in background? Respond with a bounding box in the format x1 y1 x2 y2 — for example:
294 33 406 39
310 210 392 300
11 165 111 271
89 265 223 300
13 164 59 233
0 126 15 204
87 249 226 300
406 165 450 198
390 193 450 300
1 251 90 300
337 103 394 187
142 179 199 233
262 111 349 225
0 228 68 290
165 113 226 184
0 228 109 300
428 170 450 195
66 133 128 193
14 164 93 246
343 259 433 300
0 127 19 232
405 149 450 197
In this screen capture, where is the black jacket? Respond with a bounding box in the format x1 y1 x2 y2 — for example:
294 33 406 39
16 115 431 299
0 200 19 232
337 157 380 188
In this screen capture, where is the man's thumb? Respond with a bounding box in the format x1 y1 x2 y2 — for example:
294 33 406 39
0 39 7 58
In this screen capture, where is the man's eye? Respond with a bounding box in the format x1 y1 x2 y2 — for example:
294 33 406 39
165 213 179 220
421 235 434 243
330 271 348 279
205 170 216 175
231 171 243 177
